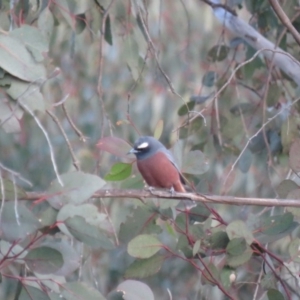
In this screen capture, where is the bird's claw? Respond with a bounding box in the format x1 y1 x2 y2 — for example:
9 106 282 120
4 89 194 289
147 186 156 195
169 186 175 196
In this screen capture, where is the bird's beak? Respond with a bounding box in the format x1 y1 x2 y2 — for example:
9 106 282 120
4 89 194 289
128 148 137 155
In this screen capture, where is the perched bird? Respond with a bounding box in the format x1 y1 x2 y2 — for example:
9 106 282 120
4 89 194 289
128 136 186 192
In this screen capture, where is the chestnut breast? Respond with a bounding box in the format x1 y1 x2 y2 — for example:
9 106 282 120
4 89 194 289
137 151 185 192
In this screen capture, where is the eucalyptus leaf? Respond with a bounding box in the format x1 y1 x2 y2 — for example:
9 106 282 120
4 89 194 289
117 280 154 300
25 246 64 274
47 171 105 208
0 34 46 81
127 234 162 259
62 282 106 300
0 202 42 242
65 216 114 250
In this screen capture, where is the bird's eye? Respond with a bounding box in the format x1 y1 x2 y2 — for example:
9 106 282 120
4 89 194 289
137 142 149 149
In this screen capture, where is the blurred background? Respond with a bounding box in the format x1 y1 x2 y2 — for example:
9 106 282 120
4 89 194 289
0 0 300 299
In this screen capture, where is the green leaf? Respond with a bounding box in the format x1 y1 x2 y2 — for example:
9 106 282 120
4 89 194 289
0 178 27 200
177 101 195 116
104 14 113 46
261 273 277 289
276 179 299 199
10 25 49 63
117 280 154 300
19 285 51 300
65 216 114 250
4 75 45 112
62 282 106 300
242 45 264 79
41 238 81 276
261 212 294 235
182 150 209 175
210 231 230 250
226 247 253 267
37 205 58 227
75 14 86 34
207 45 230 62
267 289 285 300
57 203 112 249
127 234 162 258
0 33 46 81
193 240 201 257
226 220 254 244
220 267 236 289
136 13 147 41
286 189 300 217
119 207 162 244
0 202 42 242
25 246 64 274
176 234 193 258
189 224 205 240
47 171 106 208
124 254 165 279
202 71 217 87
226 238 247 256
0 241 26 261
98 3 113 45
38 7 54 39
105 162 132 181
175 212 189 233
153 120 163 140
189 204 211 222
106 291 123 300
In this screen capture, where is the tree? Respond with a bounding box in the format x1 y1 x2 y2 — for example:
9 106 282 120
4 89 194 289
0 0 299 299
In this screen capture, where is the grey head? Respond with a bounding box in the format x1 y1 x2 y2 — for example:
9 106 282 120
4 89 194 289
129 136 174 161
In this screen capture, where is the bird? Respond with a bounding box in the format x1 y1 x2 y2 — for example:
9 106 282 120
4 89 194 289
128 136 186 192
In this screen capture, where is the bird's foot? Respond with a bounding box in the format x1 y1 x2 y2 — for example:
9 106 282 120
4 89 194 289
146 186 156 195
169 186 175 196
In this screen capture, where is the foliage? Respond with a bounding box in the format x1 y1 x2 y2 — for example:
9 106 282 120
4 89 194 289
0 0 300 299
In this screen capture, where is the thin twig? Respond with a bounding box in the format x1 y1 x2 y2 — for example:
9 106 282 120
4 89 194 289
0 162 32 187
61 104 87 142
180 47 300 130
223 96 300 187
17 101 63 186
269 0 300 46
46 109 80 171
100 199 119 246
136 7 183 100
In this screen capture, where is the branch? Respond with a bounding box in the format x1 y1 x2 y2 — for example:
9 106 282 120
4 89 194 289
202 0 300 86
24 189 300 207
269 0 300 46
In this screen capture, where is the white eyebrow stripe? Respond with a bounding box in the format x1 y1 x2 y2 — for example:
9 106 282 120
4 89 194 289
137 142 149 149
